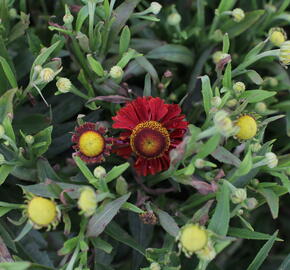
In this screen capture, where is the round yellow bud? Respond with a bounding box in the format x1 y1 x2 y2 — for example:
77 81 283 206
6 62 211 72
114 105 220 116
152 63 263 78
232 8 245 22
179 224 208 254
109 66 124 79
78 187 97 216
279 41 290 66
27 197 57 227
212 51 229 64
233 81 246 95
167 13 181 26
235 115 257 140
56 77 72 93
40 68 55 83
269 28 287 47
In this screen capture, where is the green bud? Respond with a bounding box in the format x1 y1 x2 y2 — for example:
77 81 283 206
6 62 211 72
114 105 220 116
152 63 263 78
93 166 106 179
167 13 181 26
116 176 128 195
231 188 247 204
25 135 34 145
233 81 245 95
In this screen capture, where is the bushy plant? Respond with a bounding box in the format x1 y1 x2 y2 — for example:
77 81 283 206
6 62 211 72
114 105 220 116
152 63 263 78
0 1 290 270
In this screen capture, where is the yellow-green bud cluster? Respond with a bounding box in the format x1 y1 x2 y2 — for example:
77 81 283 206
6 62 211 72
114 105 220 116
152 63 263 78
167 12 181 26
93 166 106 179
265 152 278 168
279 41 290 66
233 81 246 95
109 66 124 79
232 8 245 22
231 188 247 204
269 27 287 47
56 77 72 93
40 68 55 83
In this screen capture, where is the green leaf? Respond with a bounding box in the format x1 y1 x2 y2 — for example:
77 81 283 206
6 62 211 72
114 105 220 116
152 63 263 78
218 0 236 13
228 227 283 241
146 44 194 66
73 156 96 183
105 221 145 255
119 26 131 55
246 231 278 270
200 75 213 116
195 133 221 160
143 73 151 97
0 165 14 185
30 41 61 80
135 56 159 84
222 33 230 53
87 193 130 237
223 62 232 89
221 10 265 38
0 88 17 123
212 146 241 167
278 253 290 270
0 262 31 270
154 208 179 238
0 56 18 88
76 6 88 32
208 181 230 236
233 149 252 178
270 172 290 195
87 55 104 76
122 202 144 214
14 221 33 242
240 90 276 103
105 162 130 183
259 188 279 219
91 237 113 254
32 126 53 157
247 70 264 85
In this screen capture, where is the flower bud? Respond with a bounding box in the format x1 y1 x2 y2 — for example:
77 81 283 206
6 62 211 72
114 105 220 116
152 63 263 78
63 14 74 24
214 111 235 137
265 152 278 168
250 143 262 153
245 197 258 210
25 135 34 145
212 51 229 64
279 41 290 66
115 176 128 195
0 124 5 138
195 159 205 169
232 8 245 22
56 77 72 93
211 96 222 107
93 166 106 179
233 81 246 95
227 99 238 108
40 68 55 83
196 242 216 261
167 12 181 26
9 8 17 18
255 102 267 113
269 27 287 47
231 188 247 204
150 262 161 270
169 93 177 101
235 115 257 140
0 153 5 165
177 224 208 258
78 187 97 216
150 2 162 15
264 76 278 87
238 209 244 215
109 66 124 79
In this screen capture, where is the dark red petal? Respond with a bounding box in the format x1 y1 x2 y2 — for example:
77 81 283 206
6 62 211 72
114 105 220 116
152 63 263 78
148 97 168 121
131 97 149 122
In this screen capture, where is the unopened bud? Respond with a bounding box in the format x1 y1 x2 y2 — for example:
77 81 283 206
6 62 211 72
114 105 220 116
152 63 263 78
227 99 238 108
231 188 247 204
109 66 124 79
167 12 181 26
40 68 55 83
150 262 161 270
245 197 258 210
269 27 287 47
265 152 278 168
232 8 245 22
56 77 72 93
115 176 128 195
150 2 162 15
93 166 106 178
63 14 74 24
195 159 205 169
250 143 262 153
25 135 34 145
233 81 245 95
255 102 267 113
211 96 222 107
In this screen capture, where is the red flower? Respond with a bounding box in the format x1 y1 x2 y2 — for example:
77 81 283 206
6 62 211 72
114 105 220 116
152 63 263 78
112 97 188 176
72 122 112 163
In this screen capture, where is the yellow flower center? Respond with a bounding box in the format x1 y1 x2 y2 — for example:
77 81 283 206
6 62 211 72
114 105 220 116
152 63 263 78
78 187 97 216
235 115 257 140
180 224 208 252
130 121 170 159
27 197 57 227
79 131 105 157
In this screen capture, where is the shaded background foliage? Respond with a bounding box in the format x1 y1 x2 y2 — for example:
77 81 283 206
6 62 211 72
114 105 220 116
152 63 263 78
0 0 290 270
